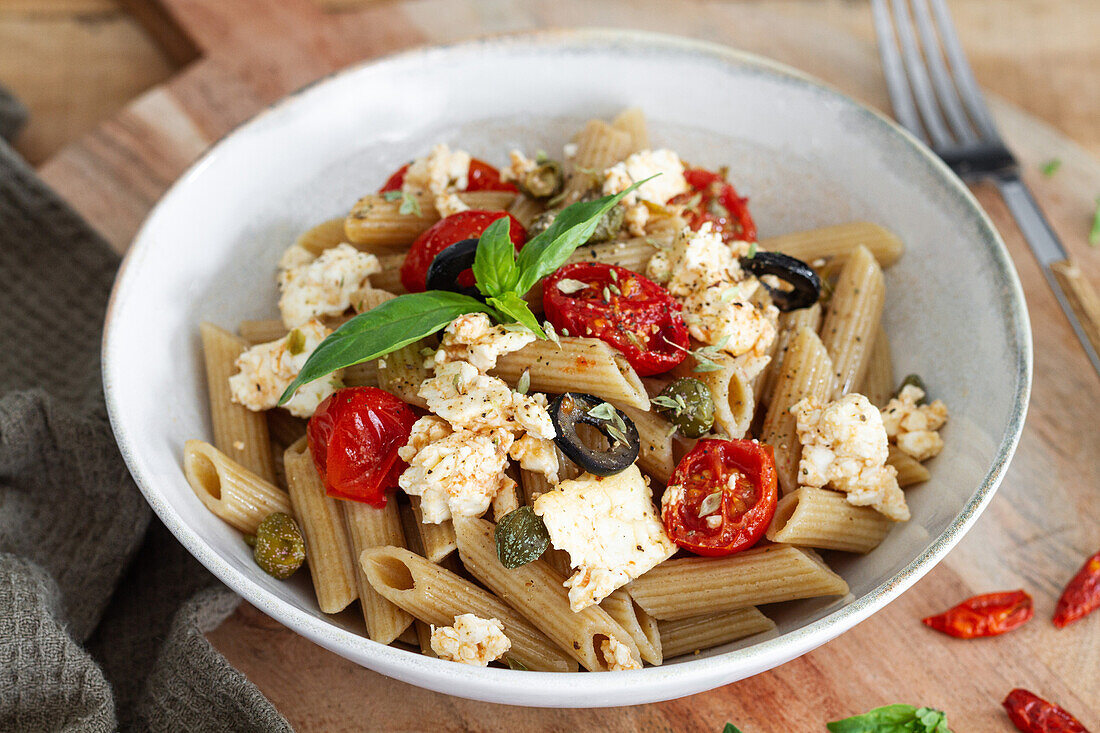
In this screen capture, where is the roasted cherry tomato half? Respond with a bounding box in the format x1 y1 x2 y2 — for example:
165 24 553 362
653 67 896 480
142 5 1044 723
542 262 689 377
661 439 778 557
379 159 517 193
307 386 418 507
400 210 526 293
668 167 757 244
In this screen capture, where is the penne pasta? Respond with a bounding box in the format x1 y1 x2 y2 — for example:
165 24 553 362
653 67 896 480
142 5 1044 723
351 286 397 313
764 222 904 269
183 439 290 533
611 107 650 153
759 303 822 411
295 216 348 257
344 190 516 246
600 588 663 665
761 327 836 495
377 338 434 409
820 245 886 399
342 500 414 644
492 337 650 411
199 322 277 483
888 445 932 487
409 495 458 563
283 438 358 613
397 501 441 656
859 324 894 407
238 318 292 346
453 516 642 671
619 404 675 484
766 486 892 553
627 544 849 621
508 194 545 229
343 359 380 388
560 120 634 205
658 607 775 659
360 546 578 672
671 352 756 439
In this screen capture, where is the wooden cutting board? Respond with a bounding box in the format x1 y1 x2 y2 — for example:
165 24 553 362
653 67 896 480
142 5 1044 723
40 0 1100 729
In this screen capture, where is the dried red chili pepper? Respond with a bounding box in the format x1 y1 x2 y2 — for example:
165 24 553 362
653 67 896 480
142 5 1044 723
1003 688 1090 733
1053 549 1100 629
921 590 1033 638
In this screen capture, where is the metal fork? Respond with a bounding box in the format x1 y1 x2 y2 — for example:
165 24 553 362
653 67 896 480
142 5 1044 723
873 0 1100 377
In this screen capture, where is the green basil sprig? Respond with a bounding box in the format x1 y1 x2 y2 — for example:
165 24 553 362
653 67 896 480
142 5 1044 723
278 178 649 405
826 704 952 733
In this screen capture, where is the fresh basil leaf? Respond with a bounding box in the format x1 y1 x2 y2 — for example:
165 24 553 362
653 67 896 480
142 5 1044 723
473 216 520 296
278 291 494 404
826 704 953 733
512 179 649 295
487 292 546 339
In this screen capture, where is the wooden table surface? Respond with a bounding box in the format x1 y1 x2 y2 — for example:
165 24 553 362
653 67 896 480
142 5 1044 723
12 1 1100 730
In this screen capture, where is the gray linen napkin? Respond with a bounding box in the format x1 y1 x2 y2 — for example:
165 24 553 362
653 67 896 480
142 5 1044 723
0 85 293 733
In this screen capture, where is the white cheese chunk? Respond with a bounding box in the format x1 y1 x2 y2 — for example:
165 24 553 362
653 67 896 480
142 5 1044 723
500 149 538 184
402 143 473 216
600 635 642 671
398 427 512 523
434 313 536 373
430 614 511 666
508 434 560 485
228 319 341 418
277 243 380 328
601 149 689 207
793 393 909 521
533 465 677 611
419 361 555 440
880 384 948 462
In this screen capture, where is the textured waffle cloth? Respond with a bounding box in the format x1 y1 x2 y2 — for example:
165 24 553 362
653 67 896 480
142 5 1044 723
0 86 292 732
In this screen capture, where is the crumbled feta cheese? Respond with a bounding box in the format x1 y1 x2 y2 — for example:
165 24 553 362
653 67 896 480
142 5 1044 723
793 394 909 521
682 288 778 358
656 223 750 297
508 434 559 484
278 243 380 328
880 384 948 462
278 243 316 270
419 361 554 439
398 427 513 523
500 149 538 184
600 635 642 671
601 149 689 207
435 191 470 218
623 203 649 237
435 313 536 372
228 319 341 418
402 144 472 216
533 465 677 611
430 614 511 666
398 415 453 463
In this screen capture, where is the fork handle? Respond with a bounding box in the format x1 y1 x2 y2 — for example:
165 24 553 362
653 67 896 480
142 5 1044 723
995 176 1100 376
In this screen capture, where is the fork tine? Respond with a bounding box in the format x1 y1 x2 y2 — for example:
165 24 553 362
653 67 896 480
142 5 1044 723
890 0 953 149
871 0 927 143
910 0 977 144
928 0 1002 141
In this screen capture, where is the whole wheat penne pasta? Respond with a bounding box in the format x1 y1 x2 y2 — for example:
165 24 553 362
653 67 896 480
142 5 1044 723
759 303 822 411
658 607 775 659
519 468 553 505
761 327 836 495
295 217 348 257
351 286 397 313
377 338 434 409
266 410 307 451
611 107 650 153
283 439 358 613
183 439 290 533
238 319 291 346
397 502 439 656
618 404 675 484
343 359 379 388
492 337 650 411
671 352 756 439
369 251 406 294
453 516 642 671
409 495 458 563
199 323 277 483
342 500 414 644
344 191 516 246
360 546 578 672
601 588 663 665
560 120 634 205
765 222 904 269
859 324 893 407
627 544 849 621
508 194 545 229
888 445 932 486
766 487 892 553
820 245 886 399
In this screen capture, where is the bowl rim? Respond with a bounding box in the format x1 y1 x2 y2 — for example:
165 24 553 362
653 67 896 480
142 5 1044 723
102 27 1033 706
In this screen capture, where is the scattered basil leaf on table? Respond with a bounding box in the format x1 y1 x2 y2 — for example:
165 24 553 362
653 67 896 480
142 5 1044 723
722 724 745 733
826 704 952 733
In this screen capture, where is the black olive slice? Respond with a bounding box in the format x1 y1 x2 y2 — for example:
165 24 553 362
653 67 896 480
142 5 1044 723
739 251 821 312
425 237 483 300
548 393 639 477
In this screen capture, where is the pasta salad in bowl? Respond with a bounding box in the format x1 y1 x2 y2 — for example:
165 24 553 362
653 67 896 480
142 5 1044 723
103 31 1030 706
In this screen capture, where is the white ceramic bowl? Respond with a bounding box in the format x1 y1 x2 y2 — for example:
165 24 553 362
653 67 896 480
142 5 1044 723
103 29 1031 707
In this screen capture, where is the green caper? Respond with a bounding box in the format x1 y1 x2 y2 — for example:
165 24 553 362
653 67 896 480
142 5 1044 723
895 374 928 403
251 512 305 579
518 161 564 199
653 378 715 438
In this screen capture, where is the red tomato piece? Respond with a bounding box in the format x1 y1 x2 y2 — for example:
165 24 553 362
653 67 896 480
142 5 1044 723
542 262 689 377
921 590 1034 638
1053 549 1100 628
378 159 517 193
1003 689 1090 733
661 439 778 556
400 210 527 293
307 386 418 507
668 166 757 243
